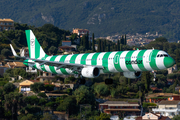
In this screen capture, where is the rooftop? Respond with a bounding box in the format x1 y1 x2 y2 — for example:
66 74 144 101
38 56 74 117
158 100 180 105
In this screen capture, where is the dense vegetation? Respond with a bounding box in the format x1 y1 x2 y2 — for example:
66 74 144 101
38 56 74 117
1 0 180 41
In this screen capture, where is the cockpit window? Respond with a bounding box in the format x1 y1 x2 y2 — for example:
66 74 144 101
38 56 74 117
164 54 168 57
157 54 169 57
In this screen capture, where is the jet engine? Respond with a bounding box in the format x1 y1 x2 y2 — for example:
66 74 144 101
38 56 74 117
123 71 142 79
81 67 100 78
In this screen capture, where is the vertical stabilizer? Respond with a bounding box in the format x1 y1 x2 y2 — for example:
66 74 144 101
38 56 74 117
25 30 48 59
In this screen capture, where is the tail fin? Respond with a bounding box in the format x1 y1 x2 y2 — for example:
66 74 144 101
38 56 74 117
25 30 48 59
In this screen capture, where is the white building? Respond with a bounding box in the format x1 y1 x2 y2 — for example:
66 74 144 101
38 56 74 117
152 100 180 118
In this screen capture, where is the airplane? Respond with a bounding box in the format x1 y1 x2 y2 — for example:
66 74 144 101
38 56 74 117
10 30 176 84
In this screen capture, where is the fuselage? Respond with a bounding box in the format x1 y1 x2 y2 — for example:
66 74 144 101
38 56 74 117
24 49 175 75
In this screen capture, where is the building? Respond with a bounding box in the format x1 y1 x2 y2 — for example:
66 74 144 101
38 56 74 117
167 65 177 74
136 112 171 120
0 18 15 31
99 101 141 117
152 100 180 118
62 41 71 46
58 46 76 52
73 28 89 37
36 72 55 82
20 47 29 57
19 80 39 93
146 93 179 103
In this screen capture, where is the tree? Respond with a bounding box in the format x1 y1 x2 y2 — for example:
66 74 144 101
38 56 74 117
117 40 120 51
56 96 77 115
74 85 95 105
155 37 168 43
96 113 110 120
40 112 56 120
48 46 57 55
3 83 16 94
4 92 24 120
98 39 101 52
92 33 95 52
44 84 55 91
1 48 11 58
37 92 47 98
25 95 39 105
94 84 110 97
173 115 180 120
30 82 44 93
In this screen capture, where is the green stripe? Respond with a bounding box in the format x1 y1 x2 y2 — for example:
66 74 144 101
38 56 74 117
35 38 40 58
49 56 58 74
126 51 135 71
137 50 147 71
114 51 123 72
70 54 78 64
150 50 160 70
102 52 111 73
25 30 31 58
80 53 90 65
59 55 69 74
91 53 100 65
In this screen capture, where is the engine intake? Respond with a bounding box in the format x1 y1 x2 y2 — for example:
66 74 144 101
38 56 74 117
123 71 142 79
81 67 100 78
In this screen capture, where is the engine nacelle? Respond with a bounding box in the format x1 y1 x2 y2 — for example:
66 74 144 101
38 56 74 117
81 67 100 78
123 71 142 79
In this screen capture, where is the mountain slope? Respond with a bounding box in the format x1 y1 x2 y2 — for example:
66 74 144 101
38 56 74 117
1 0 180 41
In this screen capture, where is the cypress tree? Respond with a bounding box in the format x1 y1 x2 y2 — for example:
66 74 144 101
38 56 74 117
101 40 104 52
121 35 124 45
98 39 101 52
117 40 120 51
124 34 127 45
92 33 95 52
86 33 89 50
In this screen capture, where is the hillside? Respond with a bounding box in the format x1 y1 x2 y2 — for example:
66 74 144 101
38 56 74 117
1 0 180 41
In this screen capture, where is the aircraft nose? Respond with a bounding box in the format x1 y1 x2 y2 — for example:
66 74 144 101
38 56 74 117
164 57 175 68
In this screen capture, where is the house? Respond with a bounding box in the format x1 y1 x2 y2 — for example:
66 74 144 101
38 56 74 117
4 62 26 69
99 101 141 117
136 112 171 120
175 86 180 93
0 18 15 31
62 41 71 46
58 46 76 52
167 65 177 74
36 72 55 82
52 83 75 90
152 100 180 118
19 80 39 93
145 93 179 103
150 87 163 93
73 28 89 37
0 66 8 76
167 79 174 86
20 47 29 57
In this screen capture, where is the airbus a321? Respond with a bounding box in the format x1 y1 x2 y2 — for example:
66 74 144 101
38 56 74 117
10 30 175 84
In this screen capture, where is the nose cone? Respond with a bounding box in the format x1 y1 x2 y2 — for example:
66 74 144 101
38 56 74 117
164 57 176 68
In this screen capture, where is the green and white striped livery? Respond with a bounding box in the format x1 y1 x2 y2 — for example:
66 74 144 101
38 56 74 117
10 30 175 79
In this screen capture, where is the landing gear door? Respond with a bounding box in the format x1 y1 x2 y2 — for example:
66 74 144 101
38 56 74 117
146 51 152 63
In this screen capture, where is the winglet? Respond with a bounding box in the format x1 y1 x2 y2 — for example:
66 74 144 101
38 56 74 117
10 44 18 57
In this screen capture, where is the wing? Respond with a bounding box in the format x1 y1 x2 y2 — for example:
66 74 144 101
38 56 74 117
10 44 104 71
